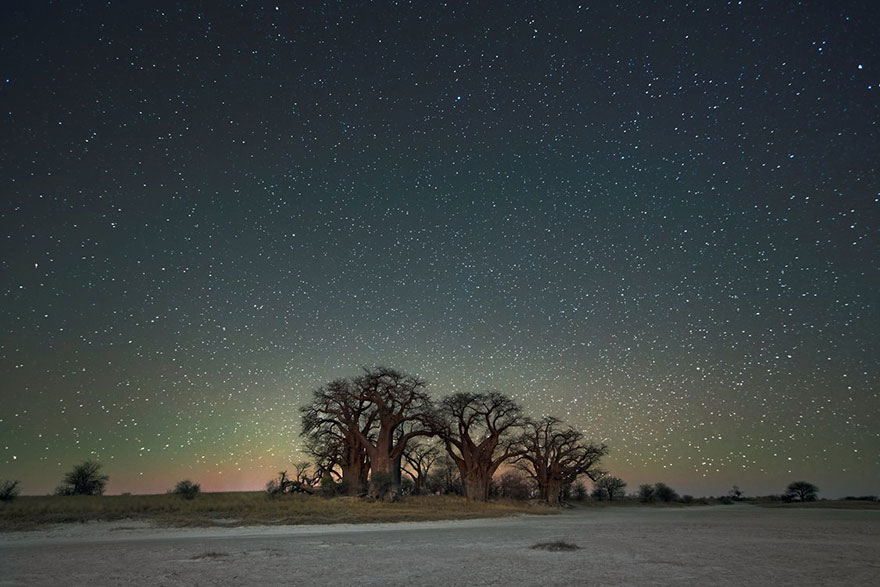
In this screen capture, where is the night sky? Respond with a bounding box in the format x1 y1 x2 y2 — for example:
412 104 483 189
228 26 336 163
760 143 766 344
1 1 878 497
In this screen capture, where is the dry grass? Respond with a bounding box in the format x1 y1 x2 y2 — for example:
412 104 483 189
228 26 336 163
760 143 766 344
0 492 551 531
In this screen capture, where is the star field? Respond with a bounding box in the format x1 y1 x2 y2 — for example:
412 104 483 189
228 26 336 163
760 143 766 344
1 1 878 496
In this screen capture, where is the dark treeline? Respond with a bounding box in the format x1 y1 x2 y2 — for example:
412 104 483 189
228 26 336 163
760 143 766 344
299 366 607 503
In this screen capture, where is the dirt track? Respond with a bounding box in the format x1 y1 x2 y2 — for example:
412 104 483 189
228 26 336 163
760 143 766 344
2 505 878 586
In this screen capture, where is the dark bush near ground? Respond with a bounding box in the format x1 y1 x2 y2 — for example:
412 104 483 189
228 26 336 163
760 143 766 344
171 480 201 499
0 480 20 503
654 482 678 503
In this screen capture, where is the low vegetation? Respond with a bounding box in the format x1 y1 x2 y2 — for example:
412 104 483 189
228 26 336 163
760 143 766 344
54 461 109 496
0 492 550 532
170 480 201 500
1 480 20 503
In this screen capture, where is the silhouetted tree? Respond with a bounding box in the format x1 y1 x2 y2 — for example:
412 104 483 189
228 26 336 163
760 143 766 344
301 377 374 496
0 480 20 502
55 460 109 496
266 464 318 496
426 454 462 495
171 479 201 499
492 470 533 499
594 476 627 501
784 480 819 502
729 485 743 501
402 438 440 495
347 367 435 500
513 417 607 505
654 482 678 502
638 483 656 503
434 391 526 501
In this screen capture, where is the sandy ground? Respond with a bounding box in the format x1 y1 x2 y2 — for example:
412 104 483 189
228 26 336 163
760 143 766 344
2 505 878 586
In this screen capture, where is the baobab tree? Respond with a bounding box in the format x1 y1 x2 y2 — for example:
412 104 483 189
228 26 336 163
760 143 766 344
434 391 526 501
300 377 374 496
347 367 435 500
514 416 607 505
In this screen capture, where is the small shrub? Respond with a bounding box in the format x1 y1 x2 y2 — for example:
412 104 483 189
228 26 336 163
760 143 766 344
370 472 394 498
681 494 694 504
0 480 20 503
171 479 201 500
320 476 342 497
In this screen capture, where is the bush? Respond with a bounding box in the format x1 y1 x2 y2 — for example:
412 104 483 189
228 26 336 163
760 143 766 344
370 472 395 499
681 494 694 504
320 476 343 497
55 460 109 496
171 479 201 500
638 484 655 503
0 480 20 503
654 482 678 503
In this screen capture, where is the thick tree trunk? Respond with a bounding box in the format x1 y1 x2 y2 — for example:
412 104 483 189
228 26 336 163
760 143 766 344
543 480 563 505
341 443 368 496
341 461 364 496
463 470 491 502
368 450 398 501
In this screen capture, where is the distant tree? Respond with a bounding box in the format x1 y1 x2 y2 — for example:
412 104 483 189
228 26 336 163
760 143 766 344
402 438 441 495
729 485 744 501
171 480 201 500
426 454 462 495
638 483 656 503
654 482 678 503
492 470 533 500
513 417 607 505
433 391 527 502
55 460 109 496
572 481 589 501
784 481 819 502
0 479 20 502
595 476 627 501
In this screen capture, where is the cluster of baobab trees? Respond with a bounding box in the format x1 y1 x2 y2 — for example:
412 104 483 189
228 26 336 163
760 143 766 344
300 366 608 504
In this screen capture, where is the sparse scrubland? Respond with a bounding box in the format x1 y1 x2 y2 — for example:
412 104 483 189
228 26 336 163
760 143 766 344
0 492 549 531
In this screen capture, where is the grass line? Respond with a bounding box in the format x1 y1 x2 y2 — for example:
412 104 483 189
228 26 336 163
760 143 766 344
0 493 553 531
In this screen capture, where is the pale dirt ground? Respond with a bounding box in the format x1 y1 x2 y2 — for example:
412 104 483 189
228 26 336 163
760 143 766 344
2 505 878 586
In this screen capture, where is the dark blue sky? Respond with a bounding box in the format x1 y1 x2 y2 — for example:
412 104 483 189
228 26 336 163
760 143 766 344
1 1 877 496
